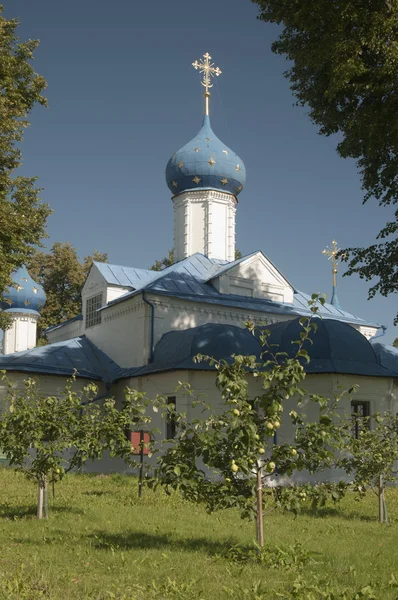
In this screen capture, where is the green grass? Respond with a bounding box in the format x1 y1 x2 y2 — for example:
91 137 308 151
0 468 398 599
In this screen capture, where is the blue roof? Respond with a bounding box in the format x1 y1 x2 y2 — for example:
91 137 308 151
371 343 398 374
165 115 246 197
132 323 262 376
100 253 380 329
93 262 157 289
0 266 46 315
0 336 120 382
117 320 397 379
262 319 397 378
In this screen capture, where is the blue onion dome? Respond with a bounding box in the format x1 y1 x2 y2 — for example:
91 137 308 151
0 265 46 315
166 115 246 197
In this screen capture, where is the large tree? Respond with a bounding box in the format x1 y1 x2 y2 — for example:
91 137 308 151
0 6 51 330
252 0 398 322
28 243 107 343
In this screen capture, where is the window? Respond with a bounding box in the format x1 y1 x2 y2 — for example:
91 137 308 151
166 396 176 439
85 293 103 328
351 401 370 439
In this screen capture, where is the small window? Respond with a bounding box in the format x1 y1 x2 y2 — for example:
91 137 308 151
166 396 176 439
351 401 370 439
86 293 103 328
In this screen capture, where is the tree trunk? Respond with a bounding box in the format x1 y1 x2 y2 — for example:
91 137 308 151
43 477 49 519
37 480 44 519
378 474 384 523
256 468 264 547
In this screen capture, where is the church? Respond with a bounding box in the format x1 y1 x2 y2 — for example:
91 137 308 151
1 54 398 472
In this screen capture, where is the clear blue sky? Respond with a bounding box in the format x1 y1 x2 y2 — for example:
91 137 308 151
5 0 397 343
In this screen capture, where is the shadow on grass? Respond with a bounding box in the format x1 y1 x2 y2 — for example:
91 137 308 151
299 506 376 522
82 491 114 497
0 503 85 520
89 530 242 557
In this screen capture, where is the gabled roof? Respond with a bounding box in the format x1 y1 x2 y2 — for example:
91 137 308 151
0 336 120 382
98 253 380 328
204 250 295 290
93 261 158 289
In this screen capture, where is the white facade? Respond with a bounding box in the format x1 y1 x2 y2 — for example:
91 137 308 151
2 312 39 355
173 189 237 262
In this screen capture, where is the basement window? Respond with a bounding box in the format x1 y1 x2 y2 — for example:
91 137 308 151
351 401 370 439
86 293 103 329
166 396 177 439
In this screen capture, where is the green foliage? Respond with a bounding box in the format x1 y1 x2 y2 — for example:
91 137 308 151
27 243 107 342
0 375 152 516
0 6 51 330
154 298 348 541
252 0 398 322
339 412 398 522
223 540 315 570
150 249 175 271
393 337 398 348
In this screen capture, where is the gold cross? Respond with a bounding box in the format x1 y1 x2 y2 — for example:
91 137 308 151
322 240 340 287
192 53 222 116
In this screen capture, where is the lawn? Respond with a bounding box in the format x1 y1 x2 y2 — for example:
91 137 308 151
0 467 397 599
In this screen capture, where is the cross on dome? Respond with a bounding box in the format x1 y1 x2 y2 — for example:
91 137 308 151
192 53 222 116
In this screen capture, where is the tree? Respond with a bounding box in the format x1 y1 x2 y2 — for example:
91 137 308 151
0 7 51 330
0 374 152 518
154 299 348 547
27 243 107 343
252 0 398 322
150 249 175 272
393 338 398 348
150 248 243 271
339 412 398 523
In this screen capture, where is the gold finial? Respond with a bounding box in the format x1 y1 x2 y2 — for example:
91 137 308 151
322 239 340 287
192 52 222 116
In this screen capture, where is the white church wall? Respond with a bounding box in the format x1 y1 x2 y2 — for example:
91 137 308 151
85 369 397 479
211 252 295 304
86 296 148 367
46 318 83 344
356 325 379 340
0 372 104 407
149 294 290 347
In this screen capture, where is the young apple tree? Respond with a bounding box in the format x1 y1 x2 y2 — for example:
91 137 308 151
339 411 398 523
0 374 152 518
154 301 349 547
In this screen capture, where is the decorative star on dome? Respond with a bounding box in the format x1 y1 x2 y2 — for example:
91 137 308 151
208 158 216 166
222 150 228 155
33 287 38 294
193 176 201 184
220 178 228 185
236 185 243 193
205 137 211 141
194 147 200 152
22 277 28 282
178 161 184 169
4 298 13 306
15 284 23 292
172 181 178 188
236 164 240 171
24 299 31 306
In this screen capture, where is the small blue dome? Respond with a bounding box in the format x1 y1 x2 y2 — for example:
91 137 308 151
0 265 46 314
166 115 246 197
